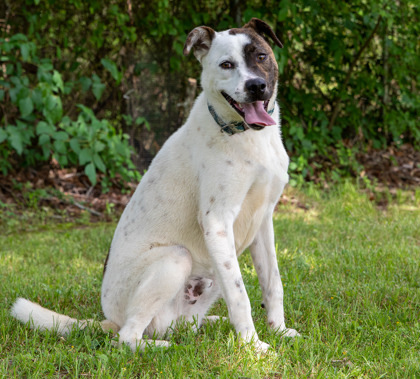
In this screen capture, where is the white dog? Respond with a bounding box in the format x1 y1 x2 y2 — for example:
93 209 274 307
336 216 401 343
11 18 299 352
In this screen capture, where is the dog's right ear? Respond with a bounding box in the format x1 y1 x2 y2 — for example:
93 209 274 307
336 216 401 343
183 26 215 62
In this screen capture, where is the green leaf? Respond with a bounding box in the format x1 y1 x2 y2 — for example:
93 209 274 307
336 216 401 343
93 140 105 153
36 121 54 135
53 140 67 154
77 104 95 120
101 58 122 84
56 154 68 166
135 116 147 125
0 89 4 102
79 148 92 165
69 138 81 154
18 96 34 117
32 88 43 108
84 162 97 185
93 153 106 173
0 129 7 143
53 131 68 141
38 134 50 145
79 76 92 92
92 78 106 101
52 70 64 92
20 43 30 61
44 94 63 123
7 126 23 155
10 34 27 43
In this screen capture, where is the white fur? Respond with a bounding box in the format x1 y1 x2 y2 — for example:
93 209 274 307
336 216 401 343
11 26 299 353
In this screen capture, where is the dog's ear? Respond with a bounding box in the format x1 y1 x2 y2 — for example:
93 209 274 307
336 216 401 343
183 26 215 61
243 18 283 48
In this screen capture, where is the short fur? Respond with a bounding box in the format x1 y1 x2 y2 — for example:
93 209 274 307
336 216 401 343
11 18 299 353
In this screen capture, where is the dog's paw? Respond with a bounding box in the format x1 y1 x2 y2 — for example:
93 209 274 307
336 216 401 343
279 328 300 338
240 335 271 354
184 277 213 305
253 339 271 353
115 338 171 352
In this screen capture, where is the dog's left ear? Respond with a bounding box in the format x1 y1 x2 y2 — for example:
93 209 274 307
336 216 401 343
183 26 216 62
243 18 283 48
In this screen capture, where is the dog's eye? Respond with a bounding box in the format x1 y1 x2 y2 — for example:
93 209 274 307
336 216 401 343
257 54 267 62
220 61 234 69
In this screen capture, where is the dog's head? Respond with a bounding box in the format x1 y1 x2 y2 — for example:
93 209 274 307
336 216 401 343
184 18 283 127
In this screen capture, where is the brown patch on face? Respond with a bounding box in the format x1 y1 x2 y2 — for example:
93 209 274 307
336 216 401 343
229 21 280 102
243 18 283 48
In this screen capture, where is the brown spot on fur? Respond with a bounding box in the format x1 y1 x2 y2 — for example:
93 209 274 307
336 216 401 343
210 196 215 203
226 160 233 166
224 261 232 269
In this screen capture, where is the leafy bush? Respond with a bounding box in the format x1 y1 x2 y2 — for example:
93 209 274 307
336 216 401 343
1 0 419 188
0 33 139 188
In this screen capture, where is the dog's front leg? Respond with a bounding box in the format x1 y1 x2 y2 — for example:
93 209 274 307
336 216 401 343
201 211 269 352
250 213 300 338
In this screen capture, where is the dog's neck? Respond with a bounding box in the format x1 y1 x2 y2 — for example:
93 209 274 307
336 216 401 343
207 102 274 136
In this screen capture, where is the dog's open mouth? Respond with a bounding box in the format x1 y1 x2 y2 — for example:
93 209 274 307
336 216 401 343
222 92 276 127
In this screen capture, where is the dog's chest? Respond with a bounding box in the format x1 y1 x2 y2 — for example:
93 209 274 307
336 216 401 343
233 162 285 254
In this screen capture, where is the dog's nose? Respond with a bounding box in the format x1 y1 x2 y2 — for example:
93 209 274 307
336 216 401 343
245 78 266 98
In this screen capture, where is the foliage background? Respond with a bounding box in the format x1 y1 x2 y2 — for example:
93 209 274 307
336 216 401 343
1 0 419 187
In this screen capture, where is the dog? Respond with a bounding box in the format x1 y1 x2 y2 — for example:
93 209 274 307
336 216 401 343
11 18 299 353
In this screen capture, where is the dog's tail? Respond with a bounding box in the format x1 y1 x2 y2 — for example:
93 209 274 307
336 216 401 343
10 298 120 335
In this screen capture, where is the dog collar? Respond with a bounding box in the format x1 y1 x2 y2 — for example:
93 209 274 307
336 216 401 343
207 103 274 136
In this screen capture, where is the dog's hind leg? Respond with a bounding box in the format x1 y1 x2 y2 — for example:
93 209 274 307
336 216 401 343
116 245 192 352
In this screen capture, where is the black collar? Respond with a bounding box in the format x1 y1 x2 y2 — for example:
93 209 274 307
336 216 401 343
207 103 274 136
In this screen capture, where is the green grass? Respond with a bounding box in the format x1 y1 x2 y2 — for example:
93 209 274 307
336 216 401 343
1 182 419 377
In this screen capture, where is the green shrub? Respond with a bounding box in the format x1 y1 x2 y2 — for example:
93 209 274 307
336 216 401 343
0 33 139 189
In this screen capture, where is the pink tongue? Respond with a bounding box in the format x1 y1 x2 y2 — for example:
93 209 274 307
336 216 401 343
241 101 275 126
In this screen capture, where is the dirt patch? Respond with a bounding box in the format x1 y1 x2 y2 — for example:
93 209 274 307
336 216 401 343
1 144 418 221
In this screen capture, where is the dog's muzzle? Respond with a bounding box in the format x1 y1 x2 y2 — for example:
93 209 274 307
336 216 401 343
245 78 267 101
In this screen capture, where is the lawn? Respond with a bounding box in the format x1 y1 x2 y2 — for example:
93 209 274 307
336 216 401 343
1 183 419 378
